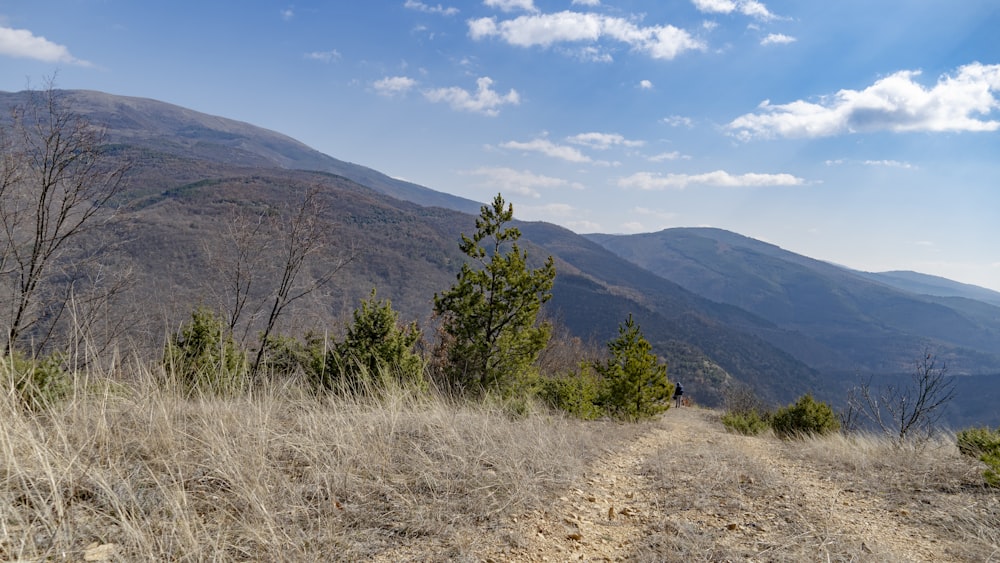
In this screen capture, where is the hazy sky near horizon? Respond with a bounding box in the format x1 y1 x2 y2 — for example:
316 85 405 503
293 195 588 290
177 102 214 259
2 1 999 290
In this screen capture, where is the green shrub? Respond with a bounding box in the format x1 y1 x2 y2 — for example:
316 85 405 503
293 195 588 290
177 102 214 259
956 427 1000 488
1 351 72 411
164 307 248 395
956 427 1000 457
322 290 426 395
771 393 840 438
541 364 605 420
721 410 770 435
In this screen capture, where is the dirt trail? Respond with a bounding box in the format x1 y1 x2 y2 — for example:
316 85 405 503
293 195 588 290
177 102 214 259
482 407 971 562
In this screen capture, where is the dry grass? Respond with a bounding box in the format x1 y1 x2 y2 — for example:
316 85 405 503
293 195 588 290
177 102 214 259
0 365 642 562
634 410 1000 562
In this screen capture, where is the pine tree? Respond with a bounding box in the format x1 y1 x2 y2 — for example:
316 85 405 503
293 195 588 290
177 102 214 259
329 289 424 392
433 194 555 397
597 314 672 420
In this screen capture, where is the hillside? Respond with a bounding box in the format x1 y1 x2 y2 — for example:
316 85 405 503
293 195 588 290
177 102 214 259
588 228 1000 378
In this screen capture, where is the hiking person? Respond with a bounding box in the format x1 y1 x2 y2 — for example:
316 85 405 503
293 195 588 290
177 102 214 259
674 381 684 408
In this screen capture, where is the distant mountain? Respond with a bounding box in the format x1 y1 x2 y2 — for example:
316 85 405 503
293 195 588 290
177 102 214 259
588 228 1000 378
860 270 1000 308
0 89 483 214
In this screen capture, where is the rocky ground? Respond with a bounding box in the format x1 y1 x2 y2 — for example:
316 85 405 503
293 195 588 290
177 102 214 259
470 407 998 562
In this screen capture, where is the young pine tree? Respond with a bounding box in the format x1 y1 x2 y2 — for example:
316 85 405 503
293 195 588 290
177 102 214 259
433 194 555 398
597 314 672 420
328 289 424 393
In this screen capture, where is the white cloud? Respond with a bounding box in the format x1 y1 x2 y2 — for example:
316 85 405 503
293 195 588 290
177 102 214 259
0 26 91 66
484 0 538 12
566 132 644 150
374 76 418 96
662 115 694 128
281 8 294 21
618 170 804 190
304 50 341 63
647 151 690 162
761 33 795 45
468 11 704 61
500 137 591 162
864 159 914 169
728 62 1000 139
691 0 777 21
571 0 601 5
639 79 653 89
424 76 519 116
404 0 459 16
463 167 583 197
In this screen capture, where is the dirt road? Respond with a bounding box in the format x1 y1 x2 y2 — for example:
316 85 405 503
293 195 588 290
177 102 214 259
481 407 995 562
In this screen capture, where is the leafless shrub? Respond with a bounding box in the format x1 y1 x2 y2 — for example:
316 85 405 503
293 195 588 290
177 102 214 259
848 350 956 444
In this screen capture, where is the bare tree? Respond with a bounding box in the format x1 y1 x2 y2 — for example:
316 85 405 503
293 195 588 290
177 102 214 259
204 207 274 345
848 350 956 444
0 83 131 355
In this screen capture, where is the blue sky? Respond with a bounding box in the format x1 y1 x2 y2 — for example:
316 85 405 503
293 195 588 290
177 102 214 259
2 0 999 290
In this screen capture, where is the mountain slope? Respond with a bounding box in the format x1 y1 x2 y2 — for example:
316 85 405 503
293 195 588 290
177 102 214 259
588 228 1000 376
0 89 482 213
860 270 1000 308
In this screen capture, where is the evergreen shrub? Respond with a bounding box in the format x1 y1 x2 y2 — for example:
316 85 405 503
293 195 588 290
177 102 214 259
956 426 1000 487
771 393 840 438
721 410 770 435
1 351 71 411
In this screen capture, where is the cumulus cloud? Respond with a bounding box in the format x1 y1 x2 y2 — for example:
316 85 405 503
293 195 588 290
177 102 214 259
404 0 459 16
500 138 591 162
484 0 537 12
728 62 1000 139
0 26 91 66
463 167 582 197
618 170 804 190
639 79 654 89
566 132 644 150
691 0 776 21
304 50 341 63
423 76 519 116
468 11 704 61
761 33 795 45
374 76 418 96
572 0 601 5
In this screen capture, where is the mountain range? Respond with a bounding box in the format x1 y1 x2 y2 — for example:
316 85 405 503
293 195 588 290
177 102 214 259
1 89 997 426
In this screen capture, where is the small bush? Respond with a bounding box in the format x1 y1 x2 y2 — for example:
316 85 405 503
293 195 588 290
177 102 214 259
721 410 770 435
541 364 605 420
771 393 840 438
321 290 426 395
956 426 1000 488
164 307 248 395
1 351 72 411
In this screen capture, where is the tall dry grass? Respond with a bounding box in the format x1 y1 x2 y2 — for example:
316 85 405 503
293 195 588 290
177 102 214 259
0 360 639 561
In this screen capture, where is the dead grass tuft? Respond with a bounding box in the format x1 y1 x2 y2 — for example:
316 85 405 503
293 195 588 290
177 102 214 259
0 364 635 561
